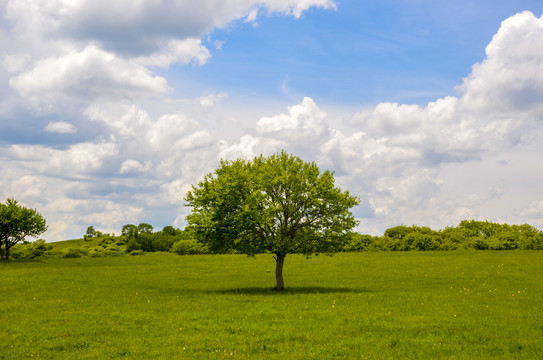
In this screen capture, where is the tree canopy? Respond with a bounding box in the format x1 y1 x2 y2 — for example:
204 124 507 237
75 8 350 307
185 151 359 290
0 198 48 260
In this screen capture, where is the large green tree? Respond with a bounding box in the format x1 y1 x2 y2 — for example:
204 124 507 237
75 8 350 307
185 151 359 290
0 198 48 260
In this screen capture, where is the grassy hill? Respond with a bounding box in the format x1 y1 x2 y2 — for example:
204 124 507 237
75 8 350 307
48 237 106 251
1 251 542 359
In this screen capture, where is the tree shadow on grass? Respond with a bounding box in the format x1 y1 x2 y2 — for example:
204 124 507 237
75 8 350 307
206 286 370 295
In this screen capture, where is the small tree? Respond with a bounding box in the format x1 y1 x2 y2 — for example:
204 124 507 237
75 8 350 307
0 198 48 260
122 224 138 238
137 223 154 234
84 225 95 240
162 225 177 236
185 151 359 290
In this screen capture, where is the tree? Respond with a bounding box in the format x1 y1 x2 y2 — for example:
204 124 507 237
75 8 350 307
161 225 177 236
185 151 359 290
122 224 138 238
137 223 154 234
85 226 95 239
0 198 48 260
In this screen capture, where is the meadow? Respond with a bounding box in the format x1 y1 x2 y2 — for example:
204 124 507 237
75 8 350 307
1 251 542 359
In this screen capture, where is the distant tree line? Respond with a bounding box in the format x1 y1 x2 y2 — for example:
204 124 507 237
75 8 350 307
11 222 207 259
9 219 543 260
344 220 543 252
120 223 205 255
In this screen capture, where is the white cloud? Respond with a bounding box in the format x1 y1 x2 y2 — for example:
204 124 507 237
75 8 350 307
459 11 543 116
135 38 211 68
264 0 337 19
519 201 543 226
214 40 226 51
8 142 118 177
2 7 543 240
220 11 543 233
3 0 336 55
120 159 147 174
10 45 170 105
251 97 329 159
44 121 76 134
3 0 335 115
197 93 227 108
80 202 144 229
45 221 69 241
2 53 30 73
9 175 44 201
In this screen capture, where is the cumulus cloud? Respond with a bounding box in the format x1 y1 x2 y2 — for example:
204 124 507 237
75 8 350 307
3 0 336 55
3 0 334 115
218 12 543 233
8 142 118 177
10 45 170 105
459 11 543 116
257 97 327 135
44 121 76 134
37 0 335 51
80 202 144 229
518 201 543 226
3 53 30 73
134 38 211 68
120 159 147 174
2 7 543 240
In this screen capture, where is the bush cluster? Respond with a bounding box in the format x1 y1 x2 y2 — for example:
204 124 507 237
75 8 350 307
121 223 207 255
343 220 543 252
10 239 52 260
10 220 542 261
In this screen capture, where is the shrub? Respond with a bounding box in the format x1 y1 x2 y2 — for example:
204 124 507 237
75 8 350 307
125 238 141 253
101 248 124 257
61 247 89 258
89 250 102 258
152 236 176 252
10 239 53 259
99 237 115 246
472 238 490 250
129 250 145 256
411 234 440 251
170 240 206 255
343 234 377 252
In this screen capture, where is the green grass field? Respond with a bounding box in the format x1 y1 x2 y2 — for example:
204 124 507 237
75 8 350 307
1 251 542 359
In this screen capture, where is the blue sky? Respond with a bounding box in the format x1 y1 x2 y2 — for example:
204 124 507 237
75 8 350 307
174 1 543 105
1 0 543 240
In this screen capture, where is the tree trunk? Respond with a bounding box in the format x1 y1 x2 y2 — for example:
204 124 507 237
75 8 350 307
274 253 286 291
0 242 5 260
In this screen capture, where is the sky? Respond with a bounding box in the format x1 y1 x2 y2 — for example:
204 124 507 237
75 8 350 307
1 0 543 241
